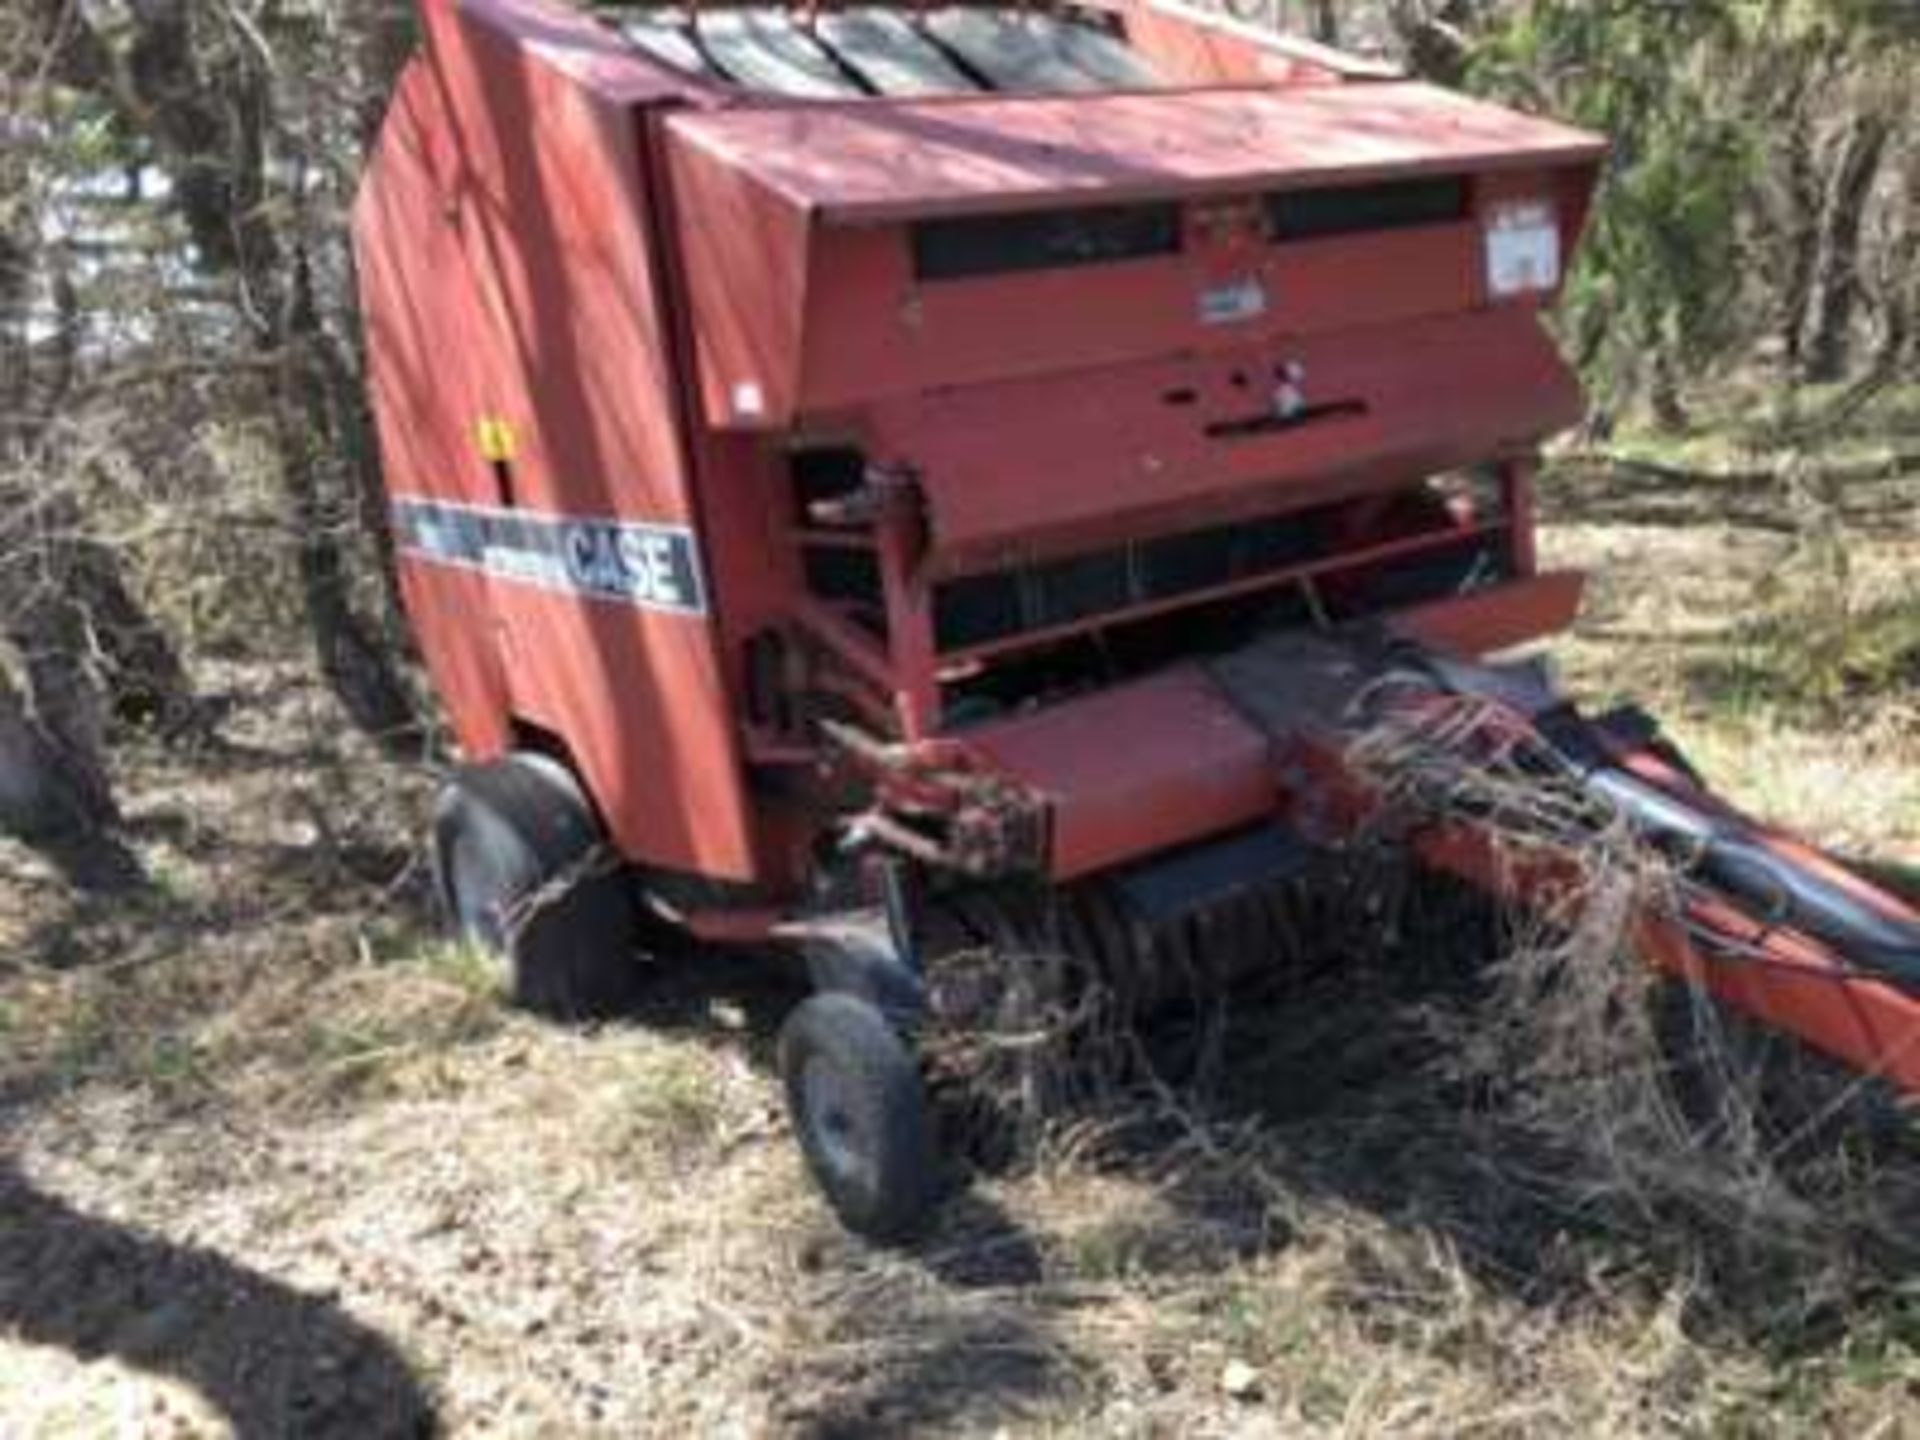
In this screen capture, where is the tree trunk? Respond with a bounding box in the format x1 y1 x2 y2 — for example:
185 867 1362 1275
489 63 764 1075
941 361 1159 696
0 176 146 884
1649 349 1690 434
0 663 96 834
273 256 423 754
1801 113 1892 384
1777 109 1823 377
271 381 422 752
38 0 423 751
0 658 141 891
68 530 199 733
0 484 125 832
1390 1 1476 85
351 0 418 149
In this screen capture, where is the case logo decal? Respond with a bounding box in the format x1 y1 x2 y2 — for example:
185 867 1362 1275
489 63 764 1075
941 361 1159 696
393 498 707 616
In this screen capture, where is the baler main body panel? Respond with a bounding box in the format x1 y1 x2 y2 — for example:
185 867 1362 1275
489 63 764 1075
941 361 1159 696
357 0 1603 891
359 0 1920 1103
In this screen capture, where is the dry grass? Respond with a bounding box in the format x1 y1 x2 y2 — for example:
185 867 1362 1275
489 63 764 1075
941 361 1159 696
1540 441 1920 863
1347 683 1919 1290
4 447 1920 1436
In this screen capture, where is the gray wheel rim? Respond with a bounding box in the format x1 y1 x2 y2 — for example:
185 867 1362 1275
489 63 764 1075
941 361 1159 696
800 1054 874 1192
449 837 511 955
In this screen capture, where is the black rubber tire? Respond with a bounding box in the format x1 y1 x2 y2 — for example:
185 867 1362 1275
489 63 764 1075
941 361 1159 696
779 993 938 1243
431 753 640 1019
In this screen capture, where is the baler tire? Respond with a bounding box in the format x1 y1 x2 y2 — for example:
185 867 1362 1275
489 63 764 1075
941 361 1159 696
432 754 640 1020
779 994 938 1244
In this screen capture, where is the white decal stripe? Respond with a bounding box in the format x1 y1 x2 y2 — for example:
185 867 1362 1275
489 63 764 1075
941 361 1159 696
392 498 709 617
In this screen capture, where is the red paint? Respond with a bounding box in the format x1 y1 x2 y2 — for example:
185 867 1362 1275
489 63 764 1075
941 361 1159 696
964 667 1279 879
1392 572 1586 657
864 309 1582 573
359 0 758 878
355 0 1606 891
666 88 1600 425
665 83 1602 223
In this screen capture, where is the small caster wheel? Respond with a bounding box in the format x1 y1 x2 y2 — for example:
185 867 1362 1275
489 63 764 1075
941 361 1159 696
432 752 640 1018
779 993 938 1242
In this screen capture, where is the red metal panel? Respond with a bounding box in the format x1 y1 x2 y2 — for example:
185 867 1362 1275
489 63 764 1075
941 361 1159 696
665 86 1601 428
664 82 1605 223
1278 223 1482 331
664 132 816 428
866 308 1584 574
964 667 1279 879
807 237 1199 420
359 0 760 879
1390 571 1587 657
787 208 1493 418
355 62 516 760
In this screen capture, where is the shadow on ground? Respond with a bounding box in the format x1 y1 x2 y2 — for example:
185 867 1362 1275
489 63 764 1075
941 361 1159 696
0 1156 437 1437
1542 455 1920 536
614 946 1076 1434
1152 925 1920 1354
611 866 1920 1420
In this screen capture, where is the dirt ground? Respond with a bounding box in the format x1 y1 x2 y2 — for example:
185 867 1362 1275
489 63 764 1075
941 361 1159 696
3 459 1918 1437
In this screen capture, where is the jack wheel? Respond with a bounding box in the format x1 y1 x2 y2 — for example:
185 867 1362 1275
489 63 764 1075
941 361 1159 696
779 993 938 1243
432 753 640 1019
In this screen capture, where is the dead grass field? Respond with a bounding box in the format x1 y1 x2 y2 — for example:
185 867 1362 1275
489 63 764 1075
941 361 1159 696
3 444 1918 1437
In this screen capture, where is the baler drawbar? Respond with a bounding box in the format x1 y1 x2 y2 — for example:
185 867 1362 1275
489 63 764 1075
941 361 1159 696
357 0 1920 1238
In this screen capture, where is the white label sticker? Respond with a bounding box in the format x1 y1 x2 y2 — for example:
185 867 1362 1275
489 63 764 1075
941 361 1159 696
1198 277 1269 326
731 381 765 419
1486 202 1562 298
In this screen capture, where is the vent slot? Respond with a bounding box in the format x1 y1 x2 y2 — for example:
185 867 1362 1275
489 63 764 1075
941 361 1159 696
932 483 1507 655
1266 177 1469 244
790 445 887 637
912 202 1182 282
934 510 1321 650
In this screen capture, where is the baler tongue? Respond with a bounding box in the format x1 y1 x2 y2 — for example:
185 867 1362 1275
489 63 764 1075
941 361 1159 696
1203 630 1920 1088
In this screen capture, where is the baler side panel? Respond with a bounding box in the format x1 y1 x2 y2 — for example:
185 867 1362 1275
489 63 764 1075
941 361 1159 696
395 0 758 880
355 61 516 762
661 138 814 430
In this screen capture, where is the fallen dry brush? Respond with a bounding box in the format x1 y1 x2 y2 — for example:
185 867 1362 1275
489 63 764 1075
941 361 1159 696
1343 684 1920 1309
923 678 1920 1338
